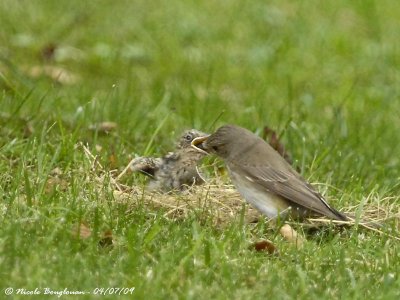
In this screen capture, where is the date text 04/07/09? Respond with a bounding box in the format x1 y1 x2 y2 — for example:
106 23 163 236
93 288 135 295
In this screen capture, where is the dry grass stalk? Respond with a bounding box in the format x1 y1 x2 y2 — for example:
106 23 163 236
81 145 400 240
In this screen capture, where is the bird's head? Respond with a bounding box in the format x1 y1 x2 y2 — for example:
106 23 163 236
177 129 209 149
191 125 253 159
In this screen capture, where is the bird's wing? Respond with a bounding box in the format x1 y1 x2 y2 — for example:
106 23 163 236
130 157 162 177
232 162 346 220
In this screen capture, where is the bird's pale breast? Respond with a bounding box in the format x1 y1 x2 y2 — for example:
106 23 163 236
228 168 290 219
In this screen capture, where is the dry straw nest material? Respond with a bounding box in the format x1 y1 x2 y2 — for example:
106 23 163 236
113 183 262 226
82 144 400 240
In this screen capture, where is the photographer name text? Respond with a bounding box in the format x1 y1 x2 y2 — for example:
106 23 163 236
4 287 135 297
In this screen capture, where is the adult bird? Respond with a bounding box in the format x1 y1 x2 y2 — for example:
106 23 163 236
191 124 347 221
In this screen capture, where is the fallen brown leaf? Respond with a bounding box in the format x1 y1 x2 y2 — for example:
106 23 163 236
44 177 69 194
249 239 278 255
109 154 118 169
263 126 293 165
27 65 79 85
41 43 57 61
71 223 92 240
0 112 34 138
99 230 114 248
50 167 63 176
23 123 34 138
89 122 117 133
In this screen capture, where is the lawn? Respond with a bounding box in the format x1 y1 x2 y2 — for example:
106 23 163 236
1 0 399 299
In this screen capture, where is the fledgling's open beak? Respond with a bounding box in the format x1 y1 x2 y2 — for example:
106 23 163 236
191 135 210 155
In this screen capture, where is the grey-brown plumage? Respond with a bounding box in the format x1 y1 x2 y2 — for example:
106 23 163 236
130 129 208 191
192 124 346 221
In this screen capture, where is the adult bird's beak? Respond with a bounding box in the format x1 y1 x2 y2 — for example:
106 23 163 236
191 135 210 155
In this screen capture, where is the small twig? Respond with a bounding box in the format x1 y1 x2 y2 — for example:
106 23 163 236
117 157 136 180
307 217 400 241
81 143 124 192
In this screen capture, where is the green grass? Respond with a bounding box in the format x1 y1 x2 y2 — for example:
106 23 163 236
1 0 400 299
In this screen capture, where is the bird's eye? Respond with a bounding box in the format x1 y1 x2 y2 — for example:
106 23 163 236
185 134 192 141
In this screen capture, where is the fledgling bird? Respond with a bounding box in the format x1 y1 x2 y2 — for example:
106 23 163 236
130 129 208 192
191 124 347 221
